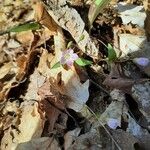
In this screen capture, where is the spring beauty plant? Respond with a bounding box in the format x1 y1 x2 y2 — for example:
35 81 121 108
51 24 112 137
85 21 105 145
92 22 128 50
60 49 79 67
51 48 92 69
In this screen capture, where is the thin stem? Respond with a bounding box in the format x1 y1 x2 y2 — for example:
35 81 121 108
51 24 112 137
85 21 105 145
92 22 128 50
85 105 122 150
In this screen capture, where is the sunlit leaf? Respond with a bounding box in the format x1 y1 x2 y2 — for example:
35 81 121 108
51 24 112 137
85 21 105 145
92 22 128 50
88 0 111 28
107 44 117 62
8 22 41 33
75 58 92 66
51 61 61 69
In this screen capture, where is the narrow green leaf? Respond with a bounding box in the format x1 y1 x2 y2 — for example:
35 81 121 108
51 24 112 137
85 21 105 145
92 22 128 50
107 44 117 62
8 22 40 33
51 61 61 69
75 58 92 66
88 0 111 28
67 41 73 48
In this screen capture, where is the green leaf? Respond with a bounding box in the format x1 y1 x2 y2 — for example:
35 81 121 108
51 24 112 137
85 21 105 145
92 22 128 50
75 58 92 66
107 44 117 62
88 0 111 28
8 22 41 33
67 41 73 48
51 61 61 69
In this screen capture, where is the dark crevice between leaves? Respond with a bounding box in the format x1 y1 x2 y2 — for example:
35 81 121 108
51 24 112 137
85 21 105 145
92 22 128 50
40 37 55 54
66 108 91 134
7 49 41 101
125 94 150 132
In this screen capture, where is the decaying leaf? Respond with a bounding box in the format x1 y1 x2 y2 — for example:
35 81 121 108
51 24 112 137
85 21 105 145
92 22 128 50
38 80 68 132
24 69 46 101
0 62 19 102
127 114 150 149
132 82 150 123
103 63 135 93
16 137 61 150
99 89 128 128
1 101 44 150
34 2 58 34
42 0 99 58
110 129 140 150
64 128 81 150
69 129 112 150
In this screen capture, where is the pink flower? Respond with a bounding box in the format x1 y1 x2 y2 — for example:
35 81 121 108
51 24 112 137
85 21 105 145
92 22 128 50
60 49 78 67
107 118 120 129
133 57 149 67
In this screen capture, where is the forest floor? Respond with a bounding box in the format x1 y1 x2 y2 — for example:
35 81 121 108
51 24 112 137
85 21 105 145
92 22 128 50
0 0 150 150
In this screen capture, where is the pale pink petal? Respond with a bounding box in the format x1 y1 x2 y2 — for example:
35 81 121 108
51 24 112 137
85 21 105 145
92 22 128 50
71 53 78 61
68 49 74 54
66 59 73 67
60 57 66 64
60 48 78 67
107 118 120 129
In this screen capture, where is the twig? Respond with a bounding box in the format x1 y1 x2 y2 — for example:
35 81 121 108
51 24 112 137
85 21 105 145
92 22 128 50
85 104 122 150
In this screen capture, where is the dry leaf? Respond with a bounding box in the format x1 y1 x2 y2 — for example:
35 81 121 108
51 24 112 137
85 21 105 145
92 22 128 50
34 2 57 34
99 89 128 128
111 129 140 150
64 128 81 150
16 137 61 150
0 62 15 80
127 114 150 149
16 31 34 45
132 82 150 125
1 101 44 150
0 62 19 102
24 69 46 101
103 63 135 93
38 80 67 132
42 0 99 58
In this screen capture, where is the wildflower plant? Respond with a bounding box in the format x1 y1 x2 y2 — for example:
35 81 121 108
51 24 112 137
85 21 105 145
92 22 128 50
51 48 93 69
60 49 79 67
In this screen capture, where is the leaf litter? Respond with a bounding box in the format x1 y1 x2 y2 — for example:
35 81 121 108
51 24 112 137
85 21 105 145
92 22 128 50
0 0 150 150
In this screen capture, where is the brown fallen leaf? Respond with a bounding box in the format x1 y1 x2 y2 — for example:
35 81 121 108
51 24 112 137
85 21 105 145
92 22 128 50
99 89 128 128
110 129 140 150
127 114 150 149
103 63 136 93
38 80 68 132
16 31 34 46
34 2 58 34
16 137 61 150
1 101 44 150
64 128 81 150
42 0 99 58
